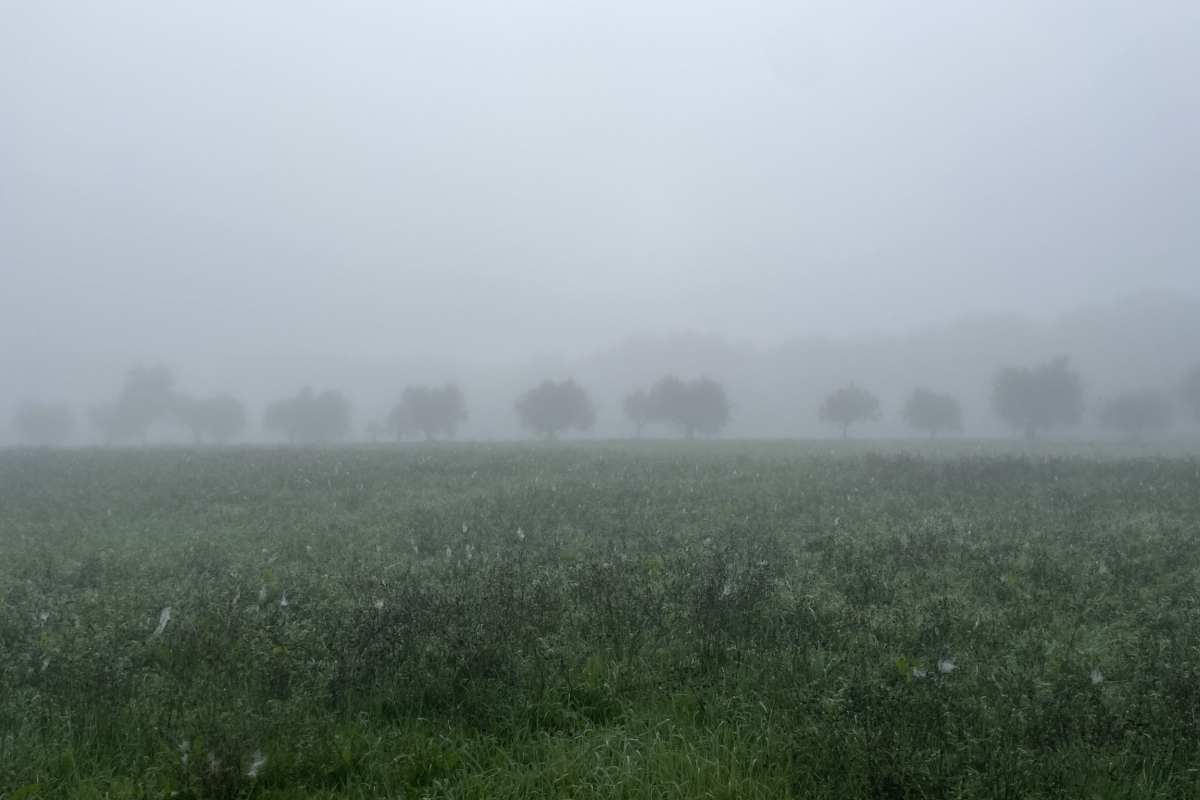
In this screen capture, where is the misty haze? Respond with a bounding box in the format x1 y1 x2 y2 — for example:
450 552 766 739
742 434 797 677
3 1 1200 796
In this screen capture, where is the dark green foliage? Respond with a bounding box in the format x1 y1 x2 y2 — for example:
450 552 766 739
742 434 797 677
2 444 1200 797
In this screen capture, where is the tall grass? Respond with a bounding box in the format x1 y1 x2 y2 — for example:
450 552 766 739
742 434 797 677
2 444 1199 797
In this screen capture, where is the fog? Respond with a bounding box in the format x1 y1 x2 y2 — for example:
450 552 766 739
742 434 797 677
3 1 1199 441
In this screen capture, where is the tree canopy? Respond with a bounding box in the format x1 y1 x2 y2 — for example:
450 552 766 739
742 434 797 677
1100 389 1173 438
991 356 1083 438
13 402 74 446
388 384 467 441
819 384 880 438
263 388 351 444
902 388 962 438
91 364 177 443
644 375 731 438
1182 365 1200 423
622 388 652 438
515 379 595 440
174 393 247 444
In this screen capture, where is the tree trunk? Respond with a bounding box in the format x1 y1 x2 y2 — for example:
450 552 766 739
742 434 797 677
841 424 849 439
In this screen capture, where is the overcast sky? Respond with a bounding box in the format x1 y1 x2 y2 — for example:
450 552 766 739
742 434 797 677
3 0 1198 370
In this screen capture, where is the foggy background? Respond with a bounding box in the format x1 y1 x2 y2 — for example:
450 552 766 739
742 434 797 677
3 1 1198 441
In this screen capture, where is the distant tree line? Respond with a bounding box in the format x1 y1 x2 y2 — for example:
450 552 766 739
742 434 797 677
11 358 1200 446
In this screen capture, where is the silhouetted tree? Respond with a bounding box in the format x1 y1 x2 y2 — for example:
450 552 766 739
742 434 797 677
263 387 351 444
12 402 74 446
515 379 595 440
90 405 137 444
623 389 652 438
902 388 962 438
991 356 1083 438
819 383 880 438
91 364 176 444
1182 365 1200 423
1100 389 1173 439
388 384 467 441
385 402 417 440
365 420 387 443
174 393 246 444
644 375 731 438
263 393 301 443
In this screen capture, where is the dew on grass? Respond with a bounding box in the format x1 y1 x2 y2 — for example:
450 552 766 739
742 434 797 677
247 750 267 778
151 606 172 638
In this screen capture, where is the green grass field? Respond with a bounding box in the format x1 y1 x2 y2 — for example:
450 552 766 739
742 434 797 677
3 443 1200 798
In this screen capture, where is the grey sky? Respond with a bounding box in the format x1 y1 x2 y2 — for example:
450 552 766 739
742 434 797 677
3 0 1198 374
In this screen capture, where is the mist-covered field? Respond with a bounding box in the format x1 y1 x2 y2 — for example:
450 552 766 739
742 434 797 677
4 443 1200 798
6 0 1200 796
